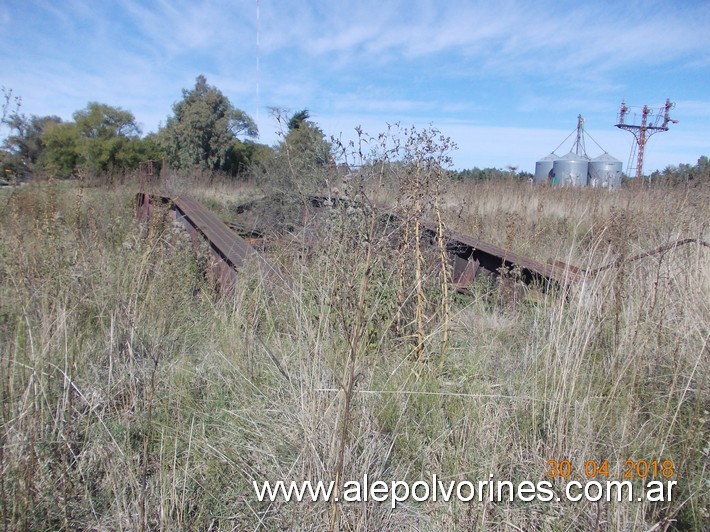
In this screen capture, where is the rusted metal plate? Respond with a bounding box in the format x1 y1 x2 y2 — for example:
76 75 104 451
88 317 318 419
270 194 580 288
139 191 705 297
135 191 170 223
307 195 578 287
173 196 262 270
136 193 279 292
425 223 581 287
452 255 480 286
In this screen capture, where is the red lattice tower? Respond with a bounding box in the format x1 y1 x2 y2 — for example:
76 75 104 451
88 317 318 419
615 99 677 179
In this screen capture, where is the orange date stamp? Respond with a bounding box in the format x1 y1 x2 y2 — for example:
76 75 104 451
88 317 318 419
546 459 675 480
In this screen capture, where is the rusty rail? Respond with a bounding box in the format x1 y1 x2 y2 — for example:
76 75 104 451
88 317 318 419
136 193 278 291
442 232 709 291
308 195 709 289
308 195 580 288
585 238 710 275
421 222 580 288
137 191 707 295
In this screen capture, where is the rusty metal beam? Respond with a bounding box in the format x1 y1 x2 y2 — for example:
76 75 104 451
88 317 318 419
137 191 707 296
264 195 584 288
308 195 579 288
136 193 278 292
308 195 707 289
421 222 580 288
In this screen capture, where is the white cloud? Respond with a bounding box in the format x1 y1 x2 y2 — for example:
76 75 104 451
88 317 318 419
1 0 708 171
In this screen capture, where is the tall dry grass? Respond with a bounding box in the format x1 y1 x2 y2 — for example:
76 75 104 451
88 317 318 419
0 173 707 530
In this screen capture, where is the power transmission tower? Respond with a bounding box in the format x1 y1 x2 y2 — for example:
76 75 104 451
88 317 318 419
615 99 677 179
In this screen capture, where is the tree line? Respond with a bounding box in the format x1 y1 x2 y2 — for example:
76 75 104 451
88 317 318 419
2 77 708 187
647 156 710 187
0 75 329 181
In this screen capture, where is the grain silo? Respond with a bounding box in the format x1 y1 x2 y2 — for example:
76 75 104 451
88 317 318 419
534 153 557 184
535 114 622 188
551 151 589 187
588 153 622 189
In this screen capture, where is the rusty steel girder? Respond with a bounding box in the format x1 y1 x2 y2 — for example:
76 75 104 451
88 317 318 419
137 191 707 295
136 193 278 293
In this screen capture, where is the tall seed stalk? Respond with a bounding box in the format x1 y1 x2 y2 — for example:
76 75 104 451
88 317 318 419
412 159 427 360
433 168 451 364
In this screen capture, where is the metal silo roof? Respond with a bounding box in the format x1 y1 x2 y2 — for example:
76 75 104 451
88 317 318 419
591 153 621 163
558 151 590 162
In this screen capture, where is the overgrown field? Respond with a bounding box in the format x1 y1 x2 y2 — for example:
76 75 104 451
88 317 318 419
0 176 708 531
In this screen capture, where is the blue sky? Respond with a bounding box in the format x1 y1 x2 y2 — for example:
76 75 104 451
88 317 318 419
2 0 709 172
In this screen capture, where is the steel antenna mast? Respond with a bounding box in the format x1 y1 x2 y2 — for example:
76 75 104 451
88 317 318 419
256 0 260 128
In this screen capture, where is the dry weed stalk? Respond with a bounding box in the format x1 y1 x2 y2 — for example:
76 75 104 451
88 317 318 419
433 164 451 363
395 126 456 361
326 130 384 530
328 213 376 531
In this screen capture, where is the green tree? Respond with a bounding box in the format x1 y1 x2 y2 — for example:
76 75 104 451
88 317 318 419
159 75 258 172
73 102 146 174
3 114 62 165
279 108 332 169
2 113 62 178
226 139 274 177
255 107 334 209
115 133 164 169
36 102 161 177
38 121 80 178
287 109 311 131
73 102 140 139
